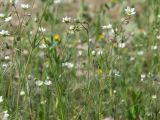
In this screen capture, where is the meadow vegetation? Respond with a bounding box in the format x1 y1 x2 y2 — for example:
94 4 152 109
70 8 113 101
0 0 160 119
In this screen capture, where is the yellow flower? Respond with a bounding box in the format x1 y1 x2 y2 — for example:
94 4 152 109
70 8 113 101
99 33 105 40
96 69 103 75
53 34 60 42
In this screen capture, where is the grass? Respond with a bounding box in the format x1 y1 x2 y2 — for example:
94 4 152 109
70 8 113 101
0 0 160 119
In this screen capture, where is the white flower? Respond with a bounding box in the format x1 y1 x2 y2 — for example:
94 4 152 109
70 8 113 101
4 16 12 22
62 16 71 23
0 96 3 103
38 27 46 32
20 91 25 96
78 51 82 56
157 35 160 40
40 100 46 104
141 74 146 81
44 80 52 86
4 56 10 60
21 4 30 10
118 43 125 48
152 95 157 99
97 50 103 55
0 13 5 18
69 25 75 30
62 62 74 68
54 0 61 4
2 111 9 120
91 50 96 56
2 64 8 68
137 51 144 56
102 24 112 30
151 45 158 50
125 6 136 16
35 80 44 86
0 30 9 36
39 43 47 49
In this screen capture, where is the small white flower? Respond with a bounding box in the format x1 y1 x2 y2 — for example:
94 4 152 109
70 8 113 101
21 4 30 10
35 80 44 86
97 50 103 55
91 50 96 56
118 43 125 48
113 90 116 94
137 51 144 56
40 100 47 104
69 25 75 30
0 13 5 18
38 27 46 32
62 62 74 68
0 96 3 103
102 24 112 30
89 38 92 42
2 64 8 68
125 6 136 16
141 74 146 81
0 30 9 36
151 45 158 50
62 16 71 23
39 43 47 49
20 91 25 96
44 80 52 86
54 0 61 4
78 51 82 56
130 57 135 61
157 35 160 40
152 95 157 99
2 110 9 120
4 16 12 22
4 56 10 60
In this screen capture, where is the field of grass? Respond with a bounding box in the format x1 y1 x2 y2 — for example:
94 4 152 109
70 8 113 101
0 0 160 120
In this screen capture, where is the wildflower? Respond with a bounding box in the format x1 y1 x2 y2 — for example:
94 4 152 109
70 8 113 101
2 111 9 120
125 6 136 16
91 50 96 56
44 80 52 86
157 35 160 40
97 50 103 55
0 96 3 103
4 16 12 22
118 43 125 48
69 25 75 30
151 45 158 50
40 100 47 104
39 43 47 49
102 24 112 30
20 91 25 96
130 57 135 61
62 16 71 23
21 4 30 10
35 80 43 86
78 50 82 56
4 56 10 60
54 0 61 4
0 30 9 36
38 27 46 33
0 13 5 18
89 38 92 42
62 62 74 68
137 51 144 56
96 69 103 75
141 74 146 81
53 34 60 42
99 33 105 40
152 95 157 99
